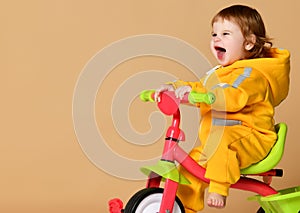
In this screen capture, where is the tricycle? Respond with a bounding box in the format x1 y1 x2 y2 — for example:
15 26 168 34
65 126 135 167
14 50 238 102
108 90 300 213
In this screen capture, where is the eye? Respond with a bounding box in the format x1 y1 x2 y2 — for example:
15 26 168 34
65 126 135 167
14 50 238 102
211 33 217 37
223 32 230 36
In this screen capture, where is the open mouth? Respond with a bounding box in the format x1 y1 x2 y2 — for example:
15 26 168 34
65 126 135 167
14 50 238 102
215 46 226 52
215 46 226 60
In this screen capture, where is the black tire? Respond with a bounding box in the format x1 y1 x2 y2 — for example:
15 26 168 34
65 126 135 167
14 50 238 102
257 207 265 213
124 188 185 213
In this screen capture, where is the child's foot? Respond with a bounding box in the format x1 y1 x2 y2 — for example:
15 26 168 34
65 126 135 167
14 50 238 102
207 192 226 208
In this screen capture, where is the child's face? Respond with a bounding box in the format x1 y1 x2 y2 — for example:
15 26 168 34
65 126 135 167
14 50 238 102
210 18 249 66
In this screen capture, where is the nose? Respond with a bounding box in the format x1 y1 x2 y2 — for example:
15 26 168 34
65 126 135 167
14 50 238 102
212 35 221 42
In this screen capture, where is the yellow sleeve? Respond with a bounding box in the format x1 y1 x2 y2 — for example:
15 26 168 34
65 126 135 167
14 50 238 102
211 69 269 112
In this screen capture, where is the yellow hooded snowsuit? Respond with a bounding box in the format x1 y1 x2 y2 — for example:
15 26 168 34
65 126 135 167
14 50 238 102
174 48 290 212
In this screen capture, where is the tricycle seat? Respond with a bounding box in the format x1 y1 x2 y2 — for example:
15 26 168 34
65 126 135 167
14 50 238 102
240 123 287 175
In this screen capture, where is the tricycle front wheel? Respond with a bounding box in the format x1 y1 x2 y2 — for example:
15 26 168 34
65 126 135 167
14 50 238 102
124 188 185 213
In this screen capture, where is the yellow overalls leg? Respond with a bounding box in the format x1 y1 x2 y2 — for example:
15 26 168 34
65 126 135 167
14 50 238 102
177 148 209 213
205 125 275 196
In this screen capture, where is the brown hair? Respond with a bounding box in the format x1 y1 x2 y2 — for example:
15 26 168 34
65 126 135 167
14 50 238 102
211 5 273 58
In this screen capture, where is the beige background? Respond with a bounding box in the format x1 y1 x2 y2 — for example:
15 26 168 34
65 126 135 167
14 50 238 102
1 1 299 213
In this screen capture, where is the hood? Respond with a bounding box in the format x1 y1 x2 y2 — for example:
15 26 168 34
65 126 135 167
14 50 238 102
235 48 290 106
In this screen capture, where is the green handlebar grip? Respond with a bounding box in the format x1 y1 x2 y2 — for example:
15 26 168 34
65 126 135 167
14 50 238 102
188 91 216 104
140 90 155 102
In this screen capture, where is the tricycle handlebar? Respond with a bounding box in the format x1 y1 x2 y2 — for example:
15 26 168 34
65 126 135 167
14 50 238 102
140 90 215 105
139 90 156 102
188 91 215 105
140 90 215 116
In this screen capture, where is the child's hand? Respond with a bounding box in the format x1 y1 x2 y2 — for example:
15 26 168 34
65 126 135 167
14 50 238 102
154 84 174 102
175 86 192 100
